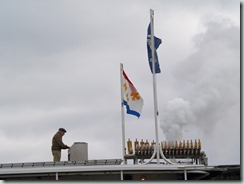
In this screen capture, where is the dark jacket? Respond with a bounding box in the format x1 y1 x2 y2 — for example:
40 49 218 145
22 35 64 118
51 132 69 151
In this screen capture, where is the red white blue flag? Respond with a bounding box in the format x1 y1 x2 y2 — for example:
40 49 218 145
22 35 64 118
121 70 143 118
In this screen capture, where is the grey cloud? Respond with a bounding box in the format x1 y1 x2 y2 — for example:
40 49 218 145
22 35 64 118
0 0 239 165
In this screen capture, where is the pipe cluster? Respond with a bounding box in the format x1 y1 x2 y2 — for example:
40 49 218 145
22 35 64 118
127 139 202 157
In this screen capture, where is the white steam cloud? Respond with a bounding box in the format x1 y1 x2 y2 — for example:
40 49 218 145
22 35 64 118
160 98 196 141
160 18 240 143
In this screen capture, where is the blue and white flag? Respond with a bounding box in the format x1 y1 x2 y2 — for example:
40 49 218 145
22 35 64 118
121 70 143 118
147 23 162 74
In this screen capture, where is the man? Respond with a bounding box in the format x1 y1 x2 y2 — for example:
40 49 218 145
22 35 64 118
51 128 70 162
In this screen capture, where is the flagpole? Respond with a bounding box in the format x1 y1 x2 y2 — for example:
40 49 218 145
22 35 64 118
120 63 127 165
150 9 160 165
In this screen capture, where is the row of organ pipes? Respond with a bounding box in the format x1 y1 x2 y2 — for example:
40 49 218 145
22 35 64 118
127 139 202 156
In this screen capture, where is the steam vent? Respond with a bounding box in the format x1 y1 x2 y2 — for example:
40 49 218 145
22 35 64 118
125 139 207 165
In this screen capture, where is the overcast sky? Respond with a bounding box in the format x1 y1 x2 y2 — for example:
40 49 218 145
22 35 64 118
0 0 240 166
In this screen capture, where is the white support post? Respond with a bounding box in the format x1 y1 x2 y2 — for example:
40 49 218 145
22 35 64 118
55 172 59 180
150 9 160 165
120 63 127 164
184 169 188 180
120 170 124 180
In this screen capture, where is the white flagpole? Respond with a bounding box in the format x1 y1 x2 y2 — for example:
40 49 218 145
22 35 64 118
150 9 160 165
120 63 127 165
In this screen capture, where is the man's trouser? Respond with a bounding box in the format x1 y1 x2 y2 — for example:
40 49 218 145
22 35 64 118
52 150 61 162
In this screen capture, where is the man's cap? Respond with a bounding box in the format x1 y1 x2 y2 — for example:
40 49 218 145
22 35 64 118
59 128 67 133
